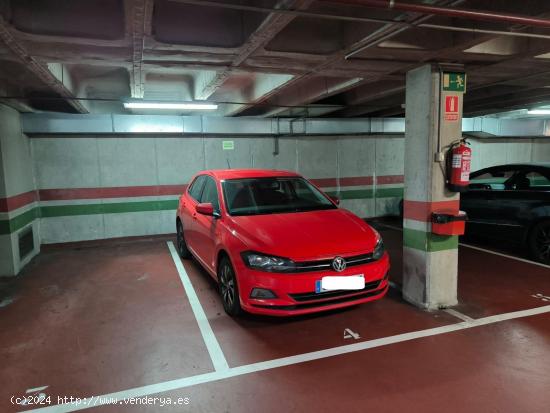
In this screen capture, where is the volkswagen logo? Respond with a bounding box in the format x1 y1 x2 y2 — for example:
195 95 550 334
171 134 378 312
332 256 346 272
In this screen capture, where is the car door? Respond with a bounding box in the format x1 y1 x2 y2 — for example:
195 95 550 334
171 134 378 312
181 175 207 252
493 168 550 239
462 166 516 238
193 176 221 272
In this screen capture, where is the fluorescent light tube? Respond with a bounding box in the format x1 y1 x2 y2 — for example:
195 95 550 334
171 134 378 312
527 109 550 115
124 101 218 110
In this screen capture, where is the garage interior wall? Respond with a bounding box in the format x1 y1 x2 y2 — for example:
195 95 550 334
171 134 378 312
30 134 405 244
0 105 40 276
30 133 550 245
1 102 550 265
469 138 550 171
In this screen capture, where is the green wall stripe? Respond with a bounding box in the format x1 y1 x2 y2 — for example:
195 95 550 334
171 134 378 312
375 187 404 198
40 200 178 218
327 188 403 200
403 228 458 252
0 208 39 235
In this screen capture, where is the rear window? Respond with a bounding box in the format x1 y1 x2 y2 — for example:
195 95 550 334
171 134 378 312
526 171 550 187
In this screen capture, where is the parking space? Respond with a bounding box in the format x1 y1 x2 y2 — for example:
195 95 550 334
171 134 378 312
103 313 549 413
0 239 214 412
372 221 550 318
1 233 548 413
183 257 457 367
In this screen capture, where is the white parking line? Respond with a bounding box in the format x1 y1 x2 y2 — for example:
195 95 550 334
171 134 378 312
444 308 475 322
167 241 229 372
24 305 550 413
458 243 550 269
387 281 475 322
375 221 550 269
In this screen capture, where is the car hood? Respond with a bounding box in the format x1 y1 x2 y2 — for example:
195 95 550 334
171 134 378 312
228 209 377 260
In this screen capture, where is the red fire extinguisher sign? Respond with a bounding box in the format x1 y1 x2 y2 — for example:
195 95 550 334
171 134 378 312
444 95 459 121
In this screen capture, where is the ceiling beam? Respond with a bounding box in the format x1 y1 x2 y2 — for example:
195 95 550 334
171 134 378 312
230 0 461 116
127 0 154 99
196 0 314 101
0 15 88 113
259 77 365 117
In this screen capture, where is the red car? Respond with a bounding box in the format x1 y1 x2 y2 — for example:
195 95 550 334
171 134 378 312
176 169 390 317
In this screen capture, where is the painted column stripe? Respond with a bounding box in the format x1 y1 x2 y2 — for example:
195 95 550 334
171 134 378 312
403 199 460 222
0 191 37 213
403 227 458 252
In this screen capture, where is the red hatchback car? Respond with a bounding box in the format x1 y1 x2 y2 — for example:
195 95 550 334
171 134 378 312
176 169 390 317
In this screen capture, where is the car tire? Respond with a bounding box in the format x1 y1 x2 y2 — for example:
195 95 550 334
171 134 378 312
218 256 243 317
176 221 191 259
528 220 550 264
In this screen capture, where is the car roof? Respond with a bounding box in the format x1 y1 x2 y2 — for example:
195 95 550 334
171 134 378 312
473 163 550 173
200 169 301 180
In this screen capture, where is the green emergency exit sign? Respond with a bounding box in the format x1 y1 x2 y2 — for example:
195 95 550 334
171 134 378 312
222 140 234 150
442 72 467 92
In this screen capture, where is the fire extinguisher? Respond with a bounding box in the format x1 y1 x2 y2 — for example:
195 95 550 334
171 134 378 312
446 139 472 192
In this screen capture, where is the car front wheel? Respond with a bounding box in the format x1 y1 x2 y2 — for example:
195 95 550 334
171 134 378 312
528 220 550 264
218 256 242 317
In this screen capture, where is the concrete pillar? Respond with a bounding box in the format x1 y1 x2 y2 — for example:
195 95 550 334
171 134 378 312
402 64 465 309
0 104 40 276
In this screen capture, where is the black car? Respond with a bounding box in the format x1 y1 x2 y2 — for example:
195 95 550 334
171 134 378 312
461 163 550 264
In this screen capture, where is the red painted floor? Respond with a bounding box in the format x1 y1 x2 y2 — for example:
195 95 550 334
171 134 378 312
0 238 213 412
372 221 550 318
102 314 550 413
0 230 549 413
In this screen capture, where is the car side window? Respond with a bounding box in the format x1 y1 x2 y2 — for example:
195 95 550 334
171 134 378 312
188 175 206 201
470 169 515 190
200 177 220 212
526 171 550 187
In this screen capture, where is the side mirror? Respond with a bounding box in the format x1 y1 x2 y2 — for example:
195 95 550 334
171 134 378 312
196 203 216 216
330 195 340 205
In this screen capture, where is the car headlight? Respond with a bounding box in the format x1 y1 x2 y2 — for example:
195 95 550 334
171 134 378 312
241 251 296 273
373 239 385 260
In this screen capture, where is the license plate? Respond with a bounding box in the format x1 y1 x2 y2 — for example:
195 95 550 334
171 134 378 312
315 275 365 293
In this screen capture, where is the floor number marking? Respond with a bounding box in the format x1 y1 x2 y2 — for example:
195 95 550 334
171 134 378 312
344 328 360 340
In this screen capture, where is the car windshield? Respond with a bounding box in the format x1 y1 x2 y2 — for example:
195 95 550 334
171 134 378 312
222 177 337 216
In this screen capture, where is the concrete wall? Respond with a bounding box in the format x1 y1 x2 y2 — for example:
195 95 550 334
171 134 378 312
2 118 548 252
30 134 405 244
0 105 40 276
469 138 550 172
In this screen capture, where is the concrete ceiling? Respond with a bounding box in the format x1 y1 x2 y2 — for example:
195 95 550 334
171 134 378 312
0 0 550 117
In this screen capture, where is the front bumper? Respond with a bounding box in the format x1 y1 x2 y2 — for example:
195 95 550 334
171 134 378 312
235 252 390 316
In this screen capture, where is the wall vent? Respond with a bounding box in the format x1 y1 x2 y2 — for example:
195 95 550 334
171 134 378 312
18 226 34 260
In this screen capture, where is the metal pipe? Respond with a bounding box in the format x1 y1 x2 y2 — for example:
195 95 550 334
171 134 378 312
419 23 550 40
344 0 466 60
325 0 550 29
170 0 405 26
171 0 550 47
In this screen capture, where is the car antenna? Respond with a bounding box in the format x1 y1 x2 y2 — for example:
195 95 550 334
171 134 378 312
226 158 231 169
